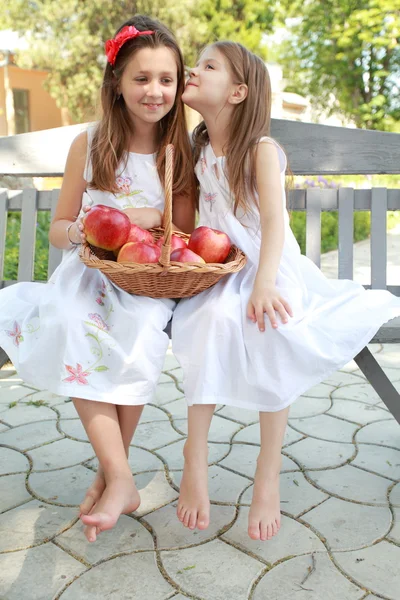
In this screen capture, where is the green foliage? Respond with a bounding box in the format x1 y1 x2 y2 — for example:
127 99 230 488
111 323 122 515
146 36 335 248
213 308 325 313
279 0 400 130
4 212 50 281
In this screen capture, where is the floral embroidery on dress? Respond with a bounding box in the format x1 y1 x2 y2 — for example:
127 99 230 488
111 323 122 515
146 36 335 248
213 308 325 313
200 157 207 174
5 321 23 347
88 313 110 332
204 192 217 212
115 175 148 209
95 280 107 306
63 363 90 385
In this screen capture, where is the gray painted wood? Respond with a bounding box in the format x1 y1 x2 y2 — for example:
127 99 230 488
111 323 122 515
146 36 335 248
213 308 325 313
0 191 7 280
1 120 400 176
371 188 387 290
354 347 400 424
338 188 354 280
0 347 9 368
48 189 62 277
370 317 400 343
17 189 37 282
289 188 400 211
305 188 321 267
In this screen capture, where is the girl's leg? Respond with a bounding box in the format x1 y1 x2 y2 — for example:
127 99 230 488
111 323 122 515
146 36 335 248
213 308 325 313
177 404 215 530
73 398 141 542
248 407 289 541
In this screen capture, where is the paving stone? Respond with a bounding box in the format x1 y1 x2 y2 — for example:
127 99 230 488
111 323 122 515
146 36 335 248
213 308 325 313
29 438 95 471
285 437 355 469
158 371 175 383
389 482 400 507
163 351 180 371
333 541 400 600
289 414 358 443
223 509 325 563
327 399 392 424
0 446 30 474
161 539 263 600
155 381 184 405
0 383 36 405
60 552 172 599
57 515 153 564
134 471 179 516
340 359 359 373
216 405 259 425
306 465 391 505
0 500 77 551
332 383 381 404
323 371 367 387
0 420 63 451
0 422 10 431
387 507 400 543
144 502 236 549
233 423 303 447
141 404 169 422
302 497 391 550
174 414 241 443
239 473 329 517
29 465 95 506
355 420 400 449
0 402 56 426
133 420 184 450
0 473 32 512
220 444 299 479
172 465 251 504
59 418 89 442
166 366 184 382
375 344 400 367
156 439 230 471
162 398 188 420
302 382 336 398
289 396 332 419
0 542 86 600
253 553 363 600
54 401 79 419
0 366 16 378
21 389 71 406
352 444 400 479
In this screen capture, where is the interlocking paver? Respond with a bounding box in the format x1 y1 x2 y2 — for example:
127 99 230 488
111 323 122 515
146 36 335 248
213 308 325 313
233 422 303 446
0 543 86 600
0 402 56 426
332 383 382 404
20 389 70 406
141 404 170 422
219 444 299 479
161 539 264 600
0 446 30 474
387 507 400 543
56 515 154 564
59 418 89 441
0 473 32 512
302 382 336 398
86 445 165 475
134 471 179 516
327 399 391 424
161 398 188 420
333 541 400 600
59 553 173 599
323 371 367 387
288 395 332 418
252 553 364 600
352 443 400 479
215 405 259 425
144 502 236 549
133 420 184 450
156 438 230 470
289 414 359 443
29 465 96 506
302 497 392 550
0 383 36 405
285 437 355 469
0 420 63 451
355 420 400 449
389 482 400 507
155 381 184 405
29 438 95 471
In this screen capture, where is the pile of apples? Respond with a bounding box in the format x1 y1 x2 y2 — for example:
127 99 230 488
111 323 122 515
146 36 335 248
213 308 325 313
84 204 232 264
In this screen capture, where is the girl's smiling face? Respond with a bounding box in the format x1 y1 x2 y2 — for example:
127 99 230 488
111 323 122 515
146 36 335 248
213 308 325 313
119 46 178 127
183 47 236 113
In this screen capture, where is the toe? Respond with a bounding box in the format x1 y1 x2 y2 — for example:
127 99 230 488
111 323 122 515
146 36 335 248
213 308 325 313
248 523 261 540
188 510 197 530
266 524 273 540
84 525 97 543
271 520 279 537
183 509 191 528
260 521 268 542
197 510 209 530
80 493 96 515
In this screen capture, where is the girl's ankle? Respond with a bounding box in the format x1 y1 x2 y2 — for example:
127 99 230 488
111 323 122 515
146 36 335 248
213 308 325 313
183 440 208 461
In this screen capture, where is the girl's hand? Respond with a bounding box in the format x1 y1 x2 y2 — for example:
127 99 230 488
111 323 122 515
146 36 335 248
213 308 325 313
247 282 293 332
74 203 92 244
123 208 162 229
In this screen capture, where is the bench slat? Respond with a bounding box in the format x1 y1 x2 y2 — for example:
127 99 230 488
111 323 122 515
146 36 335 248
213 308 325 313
48 190 62 278
17 189 37 282
371 188 387 290
338 188 354 280
305 189 321 267
0 191 7 282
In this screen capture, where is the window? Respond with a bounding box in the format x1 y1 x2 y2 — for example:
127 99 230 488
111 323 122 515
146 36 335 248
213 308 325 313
13 89 30 134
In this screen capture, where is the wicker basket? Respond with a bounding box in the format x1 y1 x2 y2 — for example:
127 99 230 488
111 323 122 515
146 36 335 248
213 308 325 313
80 144 247 298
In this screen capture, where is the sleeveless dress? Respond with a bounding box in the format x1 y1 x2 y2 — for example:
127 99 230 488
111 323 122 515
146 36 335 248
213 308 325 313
171 138 400 412
0 127 175 405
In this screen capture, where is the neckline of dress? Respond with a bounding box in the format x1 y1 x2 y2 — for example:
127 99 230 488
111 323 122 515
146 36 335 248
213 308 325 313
128 151 156 157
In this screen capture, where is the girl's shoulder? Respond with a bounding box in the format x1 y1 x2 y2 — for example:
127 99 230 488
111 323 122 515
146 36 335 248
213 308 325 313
257 136 287 174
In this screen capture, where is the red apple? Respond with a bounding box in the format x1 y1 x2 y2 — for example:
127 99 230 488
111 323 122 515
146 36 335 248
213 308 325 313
117 241 161 264
127 223 154 245
156 234 187 251
84 204 130 251
188 226 231 263
170 248 205 263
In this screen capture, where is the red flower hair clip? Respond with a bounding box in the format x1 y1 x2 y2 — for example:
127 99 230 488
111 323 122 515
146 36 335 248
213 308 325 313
105 25 154 66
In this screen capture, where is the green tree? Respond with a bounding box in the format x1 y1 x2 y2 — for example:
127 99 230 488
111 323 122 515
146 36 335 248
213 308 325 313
0 0 276 122
279 0 400 130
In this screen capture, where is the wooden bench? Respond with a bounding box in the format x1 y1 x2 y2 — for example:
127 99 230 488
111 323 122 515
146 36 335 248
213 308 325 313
1 120 400 423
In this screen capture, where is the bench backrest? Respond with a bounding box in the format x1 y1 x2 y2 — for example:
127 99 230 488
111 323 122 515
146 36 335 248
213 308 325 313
1 120 400 290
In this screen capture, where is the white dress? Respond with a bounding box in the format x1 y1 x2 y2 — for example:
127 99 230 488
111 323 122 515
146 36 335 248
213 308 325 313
0 127 175 405
171 138 400 412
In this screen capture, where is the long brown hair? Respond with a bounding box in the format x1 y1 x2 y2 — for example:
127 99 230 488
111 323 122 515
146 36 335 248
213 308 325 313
90 15 193 198
192 41 275 215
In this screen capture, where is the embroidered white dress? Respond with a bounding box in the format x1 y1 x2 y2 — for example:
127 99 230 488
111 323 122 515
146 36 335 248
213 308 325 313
0 127 175 405
171 139 400 412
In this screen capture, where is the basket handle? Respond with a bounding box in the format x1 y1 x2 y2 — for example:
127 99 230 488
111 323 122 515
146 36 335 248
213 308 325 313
159 144 174 269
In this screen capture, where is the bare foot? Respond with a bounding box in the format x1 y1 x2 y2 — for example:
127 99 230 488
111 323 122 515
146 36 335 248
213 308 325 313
177 443 210 530
248 458 281 541
79 468 106 517
80 474 140 542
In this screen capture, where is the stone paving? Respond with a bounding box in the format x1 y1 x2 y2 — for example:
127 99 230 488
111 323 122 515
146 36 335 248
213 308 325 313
0 344 399 600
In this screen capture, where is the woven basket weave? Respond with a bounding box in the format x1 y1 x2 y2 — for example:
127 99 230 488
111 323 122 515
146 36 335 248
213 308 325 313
80 144 247 298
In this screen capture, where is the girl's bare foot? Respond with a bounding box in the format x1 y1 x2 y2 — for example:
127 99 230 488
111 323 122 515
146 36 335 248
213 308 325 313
177 443 210 530
80 474 140 542
79 467 106 517
248 457 281 541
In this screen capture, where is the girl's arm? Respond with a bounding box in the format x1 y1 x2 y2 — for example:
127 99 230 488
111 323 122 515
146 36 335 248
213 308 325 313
49 132 88 249
247 141 293 331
